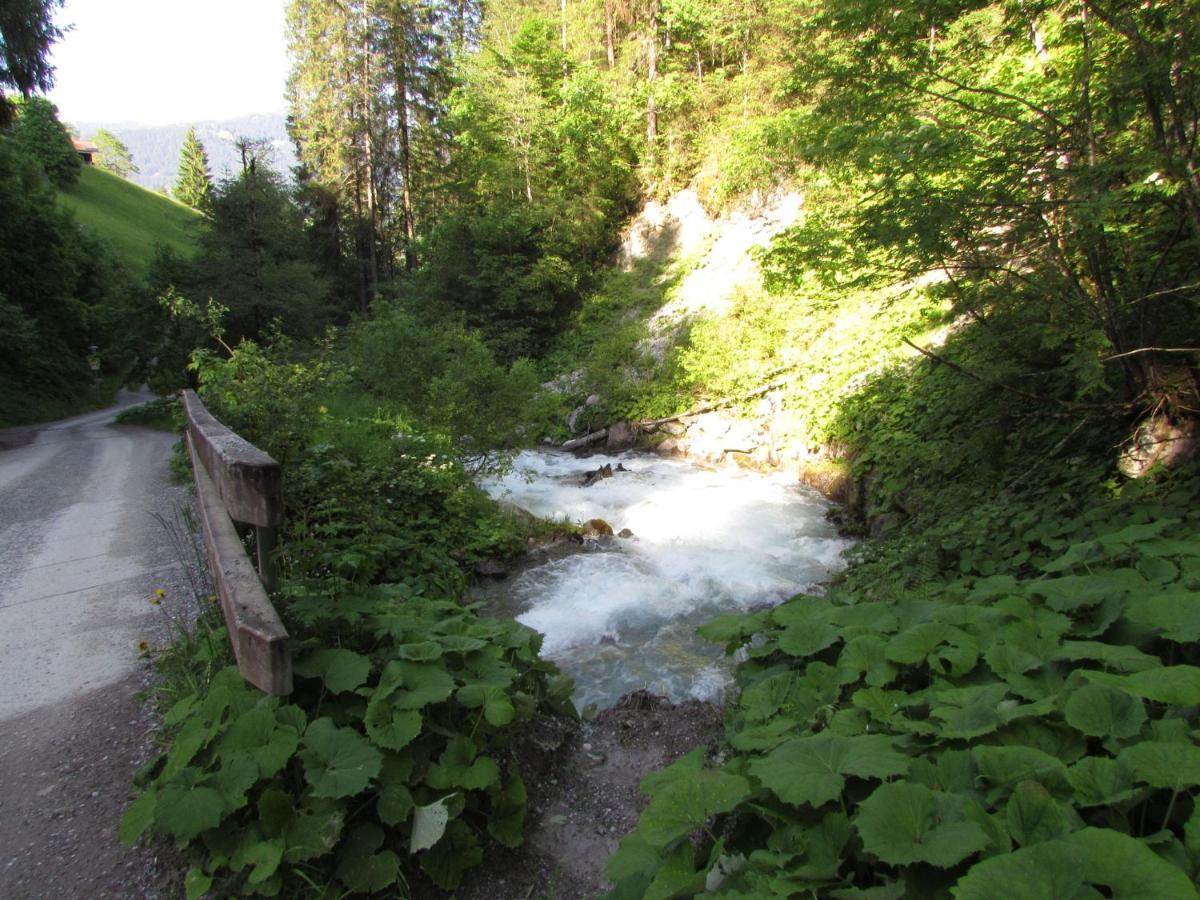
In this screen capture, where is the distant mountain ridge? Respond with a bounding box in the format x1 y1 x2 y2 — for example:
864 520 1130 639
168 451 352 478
68 113 297 193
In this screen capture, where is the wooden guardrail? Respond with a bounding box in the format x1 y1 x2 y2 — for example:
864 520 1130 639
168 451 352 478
182 390 292 695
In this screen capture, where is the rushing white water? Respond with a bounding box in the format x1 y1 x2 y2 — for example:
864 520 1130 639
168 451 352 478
478 450 852 710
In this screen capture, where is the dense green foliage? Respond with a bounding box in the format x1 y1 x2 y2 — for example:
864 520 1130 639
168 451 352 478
0 136 123 423
11 95 79 185
91 127 138 177
609 428 1200 895
124 322 568 894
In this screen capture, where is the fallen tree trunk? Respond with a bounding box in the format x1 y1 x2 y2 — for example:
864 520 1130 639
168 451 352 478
561 428 608 451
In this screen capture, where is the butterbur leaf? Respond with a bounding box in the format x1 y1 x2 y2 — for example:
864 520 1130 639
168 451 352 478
855 782 990 867
390 661 456 709
1070 827 1199 898
1081 666 1200 705
750 733 909 808
156 785 225 843
364 695 423 751
410 794 455 853
1118 741 1200 792
930 683 1009 739
119 791 157 845
184 866 213 900
242 840 284 885
1064 684 1146 740
426 736 501 791
395 641 443 661
487 772 528 848
953 836 1088 899
378 781 414 827
420 819 482 889
336 824 399 893
1006 781 1069 847
1124 592 1200 643
298 718 381 799
607 831 662 881
644 842 704 900
293 648 371 693
283 805 343 862
777 620 841 658
456 683 516 726
636 750 751 847
1067 756 1138 807
973 745 1070 794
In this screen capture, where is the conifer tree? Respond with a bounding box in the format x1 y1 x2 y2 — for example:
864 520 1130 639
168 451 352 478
0 0 63 126
174 126 213 212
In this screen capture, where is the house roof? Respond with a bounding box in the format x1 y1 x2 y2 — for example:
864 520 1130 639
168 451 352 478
72 139 100 153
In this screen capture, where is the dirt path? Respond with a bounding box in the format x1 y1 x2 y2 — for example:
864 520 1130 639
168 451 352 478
0 392 192 898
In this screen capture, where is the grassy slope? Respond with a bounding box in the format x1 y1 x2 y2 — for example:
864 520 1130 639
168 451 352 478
57 165 200 270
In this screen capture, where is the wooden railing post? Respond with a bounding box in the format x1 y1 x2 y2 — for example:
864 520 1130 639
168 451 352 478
181 390 291 695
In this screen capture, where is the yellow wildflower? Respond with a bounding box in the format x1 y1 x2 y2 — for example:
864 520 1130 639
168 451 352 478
207 594 218 605
155 588 166 598
318 405 328 415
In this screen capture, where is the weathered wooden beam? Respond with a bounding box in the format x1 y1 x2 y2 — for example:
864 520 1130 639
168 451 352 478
187 432 292 695
181 390 283 527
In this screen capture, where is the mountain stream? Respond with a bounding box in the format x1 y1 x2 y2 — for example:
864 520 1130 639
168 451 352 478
478 450 852 711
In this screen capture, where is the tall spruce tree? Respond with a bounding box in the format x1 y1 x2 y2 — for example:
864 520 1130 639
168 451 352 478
174 126 213 212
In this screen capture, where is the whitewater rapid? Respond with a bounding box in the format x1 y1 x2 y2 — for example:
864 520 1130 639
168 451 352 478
479 450 852 710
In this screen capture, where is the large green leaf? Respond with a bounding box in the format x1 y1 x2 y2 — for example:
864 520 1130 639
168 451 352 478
1118 741 1200 792
749 733 909 808
410 794 455 854
930 683 1009 739
389 660 457 709
1081 666 1200 705
119 790 157 845
298 718 382 799
1067 756 1138 807
1071 827 1199 898
1005 781 1070 847
293 648 371 694
155 785 226 843
855 782 990 868
364 694 423 751
1124 592 1200 643
973 745 1070 794
1064 684 1146 740
487 772 528 848
778 620 842 658
636 749 751 847
335 824 399 893
426 736 501 791
953 836 1089 899
1030 570 1147 612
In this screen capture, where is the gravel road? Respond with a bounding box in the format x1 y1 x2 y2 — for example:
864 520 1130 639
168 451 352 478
0 392 193 898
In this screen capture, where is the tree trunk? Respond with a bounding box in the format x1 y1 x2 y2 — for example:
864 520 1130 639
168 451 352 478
646 0 658 147
605 0 615 67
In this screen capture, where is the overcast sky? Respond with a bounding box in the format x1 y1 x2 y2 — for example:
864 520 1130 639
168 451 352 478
48 0 290 127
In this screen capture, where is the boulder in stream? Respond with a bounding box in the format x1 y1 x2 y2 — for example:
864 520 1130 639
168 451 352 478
581 518 614 539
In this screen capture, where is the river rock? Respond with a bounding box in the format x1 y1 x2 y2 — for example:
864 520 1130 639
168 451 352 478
474 557 508 578
581 518 614 538
606 421 637 450
581 463 613 487
617 528 634 538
